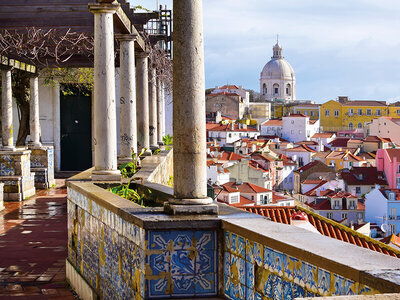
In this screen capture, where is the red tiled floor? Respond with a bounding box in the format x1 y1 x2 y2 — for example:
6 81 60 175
0 179 77 298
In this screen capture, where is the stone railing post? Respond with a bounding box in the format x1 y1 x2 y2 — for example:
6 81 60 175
156 77 164 145
149 68 158 149
29 75 42 148
136 52 152 156
1 67 15 151
165 0 217 214
89 2 121 181
116 34 137 164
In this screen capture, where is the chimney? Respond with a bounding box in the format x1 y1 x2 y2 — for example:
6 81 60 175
338 96 349 104
230 123 235 130
290 211 321 234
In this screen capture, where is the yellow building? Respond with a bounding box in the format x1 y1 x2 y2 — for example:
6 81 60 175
270 101 293 118
320 97 400 132
325 150 363 171
320 100 343 132
291 104 320 120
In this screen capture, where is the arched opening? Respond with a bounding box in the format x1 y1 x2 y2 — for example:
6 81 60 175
348 122 354 130
263 83 267 95
357 122 363 129
273 83 279 96
286 83 291 96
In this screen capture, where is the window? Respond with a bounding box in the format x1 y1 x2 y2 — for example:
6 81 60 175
398 165 400 173
264 195 269 204
304 111 308 116
397 109 400 115
334 110 339 117
286 84 291 96
228 133 232 138
390 224 396 235
263 83 267 95
348 108 354 115
230 195 239 204
298 130 302 134
298 157 304 167
348 122 354 130
291 120 294 124
341 213 348 219
325 109 330 117
355 187 361 194
334 200 340 208
326 212 333 219
357 123 363 129
311 111 315 117
349 200 356 209
390 208 396 219
357 212 363 220
273 83 279 95
376 109 381 116
366 109 372 116
358 109 363 115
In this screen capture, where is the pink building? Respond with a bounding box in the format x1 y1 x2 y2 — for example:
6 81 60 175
376 149 400 189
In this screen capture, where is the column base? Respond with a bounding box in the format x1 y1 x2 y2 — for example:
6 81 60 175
117 156 133 166
164 201 218 215
28 142 42 149
91 169 121 181
142 149 152 157
1 145 16 151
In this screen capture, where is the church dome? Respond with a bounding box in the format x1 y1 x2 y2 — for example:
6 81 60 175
260 59 295 80
260 42 295 80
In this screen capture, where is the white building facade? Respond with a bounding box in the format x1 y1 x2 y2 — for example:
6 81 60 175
282 114 320 143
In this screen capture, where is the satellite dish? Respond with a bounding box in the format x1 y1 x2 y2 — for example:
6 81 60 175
381 224 388 233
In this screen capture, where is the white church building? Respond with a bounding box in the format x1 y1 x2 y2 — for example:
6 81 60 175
260 41 296 101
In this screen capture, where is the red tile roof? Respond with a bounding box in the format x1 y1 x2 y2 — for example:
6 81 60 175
222 182 272 194
312 132 335 138
230 196 254 207
294 141 318 146
262 119 282 126
340 167 388 186
364 136 391 143
386 149 400 161
329 138 350 148
286 113 307 117
379 189 400 201
295 160 320 172
238 206 400 258
217 84 241 90
342 100 387 106
207 124 258 132
286 144 317 153
208 151 245 161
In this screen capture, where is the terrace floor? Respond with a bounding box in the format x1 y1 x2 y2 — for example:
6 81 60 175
0 179 77 299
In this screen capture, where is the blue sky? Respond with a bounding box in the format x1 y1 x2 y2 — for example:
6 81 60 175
136 0 400 103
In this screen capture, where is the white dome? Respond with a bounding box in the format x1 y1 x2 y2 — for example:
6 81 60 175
260 58 295 80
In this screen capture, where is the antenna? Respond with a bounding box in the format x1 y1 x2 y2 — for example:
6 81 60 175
277 34 279 43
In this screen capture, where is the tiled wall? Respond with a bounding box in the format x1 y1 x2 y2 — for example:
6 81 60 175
67 187 218 299
223 230 377 300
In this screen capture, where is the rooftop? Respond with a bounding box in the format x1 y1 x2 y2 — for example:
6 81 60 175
341 167 388 186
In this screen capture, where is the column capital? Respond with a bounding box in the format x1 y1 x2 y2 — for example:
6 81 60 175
136 51 150 59
115 33 137 41
88 2 119 14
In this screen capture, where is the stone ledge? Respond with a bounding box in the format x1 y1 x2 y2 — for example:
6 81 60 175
297 294 400 299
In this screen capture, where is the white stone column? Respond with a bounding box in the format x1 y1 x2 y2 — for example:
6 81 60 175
29 76 42 148
1 67 15 151
168 0 214 211
89 2 121 181
149 68 158 149
136 52 152 155
156 77 164 144
52 80 61 171
116 34 137 163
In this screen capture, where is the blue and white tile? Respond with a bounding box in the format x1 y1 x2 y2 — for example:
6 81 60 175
263 272 276 299
245 261 254 289
293 258 306 287
254 291 262 300
171 250 195 275
224 252 230 276
273 276 283 300
293 283 306 298
318 268 331 296
149 231 170 250
172 275 195 296
196 249 216 273
148 277 170 298
245 239 254 263
149 252 169 275
195 273 217 296
254 242 263 267
225 231 230 251
333 274 344 296
284 255 295 281
283 280 293 300
263 246 275 272
224 275 232 299
238 235 245 258
245 286 254 300
273 250 285 276
304 262 318 293
231 233 238 254
195 230 216 250
171 231 194 250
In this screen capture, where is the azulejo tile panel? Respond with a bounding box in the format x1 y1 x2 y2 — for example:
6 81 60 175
147 229 218 298
223 230 376 300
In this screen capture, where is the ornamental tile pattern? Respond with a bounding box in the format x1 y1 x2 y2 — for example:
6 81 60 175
223 230 376 300
68 187 218 300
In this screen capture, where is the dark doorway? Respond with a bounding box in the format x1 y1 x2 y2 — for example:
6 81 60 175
60 89 92 171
